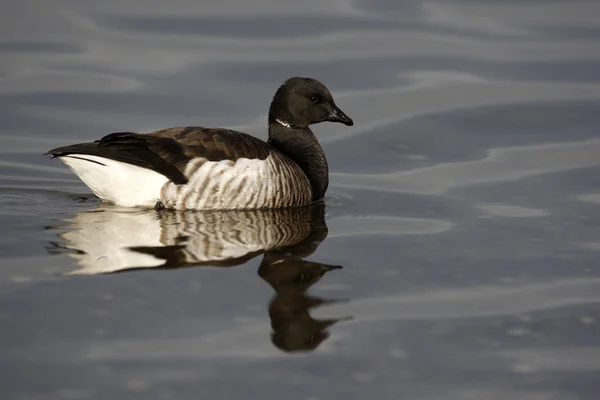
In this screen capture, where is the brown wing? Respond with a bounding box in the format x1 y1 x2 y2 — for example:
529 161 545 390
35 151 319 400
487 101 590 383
45 126 274 185
149 127 272 162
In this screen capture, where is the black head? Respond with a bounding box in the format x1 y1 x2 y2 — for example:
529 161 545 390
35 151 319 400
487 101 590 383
268 77 353 128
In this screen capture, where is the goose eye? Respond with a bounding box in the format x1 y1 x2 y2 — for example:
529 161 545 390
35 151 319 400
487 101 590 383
309 95 319 103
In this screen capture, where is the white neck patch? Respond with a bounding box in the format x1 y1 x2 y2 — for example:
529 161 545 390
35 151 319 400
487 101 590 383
275 118 292 128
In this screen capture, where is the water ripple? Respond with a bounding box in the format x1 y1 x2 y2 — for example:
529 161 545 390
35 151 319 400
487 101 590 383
332 139 600 195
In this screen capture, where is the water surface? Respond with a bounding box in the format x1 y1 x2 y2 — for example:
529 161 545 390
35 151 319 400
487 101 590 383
1 1 600 399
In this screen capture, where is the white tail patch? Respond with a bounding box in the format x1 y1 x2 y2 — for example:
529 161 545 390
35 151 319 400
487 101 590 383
59 155 169 207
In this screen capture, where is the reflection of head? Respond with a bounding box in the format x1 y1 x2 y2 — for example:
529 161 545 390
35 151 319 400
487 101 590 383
259 256 342 293
259 244 348 353
269 292 348 353
271 324 331 353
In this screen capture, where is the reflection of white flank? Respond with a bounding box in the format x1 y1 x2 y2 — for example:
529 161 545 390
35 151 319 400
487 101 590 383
57 206 452 275
59 207 312 275
61 209 165 274
331 139 600 195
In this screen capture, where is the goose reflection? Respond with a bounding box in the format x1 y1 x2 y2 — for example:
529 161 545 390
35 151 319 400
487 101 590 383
48 201 349 353
259 253 349 352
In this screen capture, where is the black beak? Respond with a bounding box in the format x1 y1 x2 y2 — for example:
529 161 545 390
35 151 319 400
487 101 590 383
327 105 354 126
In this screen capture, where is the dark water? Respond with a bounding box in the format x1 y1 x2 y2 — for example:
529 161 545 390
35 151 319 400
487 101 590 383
2 1 600 399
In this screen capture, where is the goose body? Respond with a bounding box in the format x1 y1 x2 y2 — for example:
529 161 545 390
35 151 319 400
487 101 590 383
46 77 353 210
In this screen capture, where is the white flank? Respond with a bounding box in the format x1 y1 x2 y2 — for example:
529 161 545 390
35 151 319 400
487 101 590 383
59 155 169 207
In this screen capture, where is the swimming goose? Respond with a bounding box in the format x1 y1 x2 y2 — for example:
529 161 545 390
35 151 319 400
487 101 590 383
45 77 353 210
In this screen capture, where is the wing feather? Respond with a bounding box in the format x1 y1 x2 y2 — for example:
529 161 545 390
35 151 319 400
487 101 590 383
45 126 276 185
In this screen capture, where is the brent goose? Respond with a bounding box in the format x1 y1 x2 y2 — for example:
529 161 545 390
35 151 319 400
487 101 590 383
45 77 353 210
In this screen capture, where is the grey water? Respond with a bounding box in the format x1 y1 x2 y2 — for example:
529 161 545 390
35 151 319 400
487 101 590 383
1 1 600 399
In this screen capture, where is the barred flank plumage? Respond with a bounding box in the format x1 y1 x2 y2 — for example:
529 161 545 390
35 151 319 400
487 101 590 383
160 153 311 210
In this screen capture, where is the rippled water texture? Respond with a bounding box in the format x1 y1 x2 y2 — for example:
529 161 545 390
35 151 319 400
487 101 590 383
1 1 600 399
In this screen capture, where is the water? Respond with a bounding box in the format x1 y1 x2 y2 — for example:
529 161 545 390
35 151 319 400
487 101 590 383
2 1 600 399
